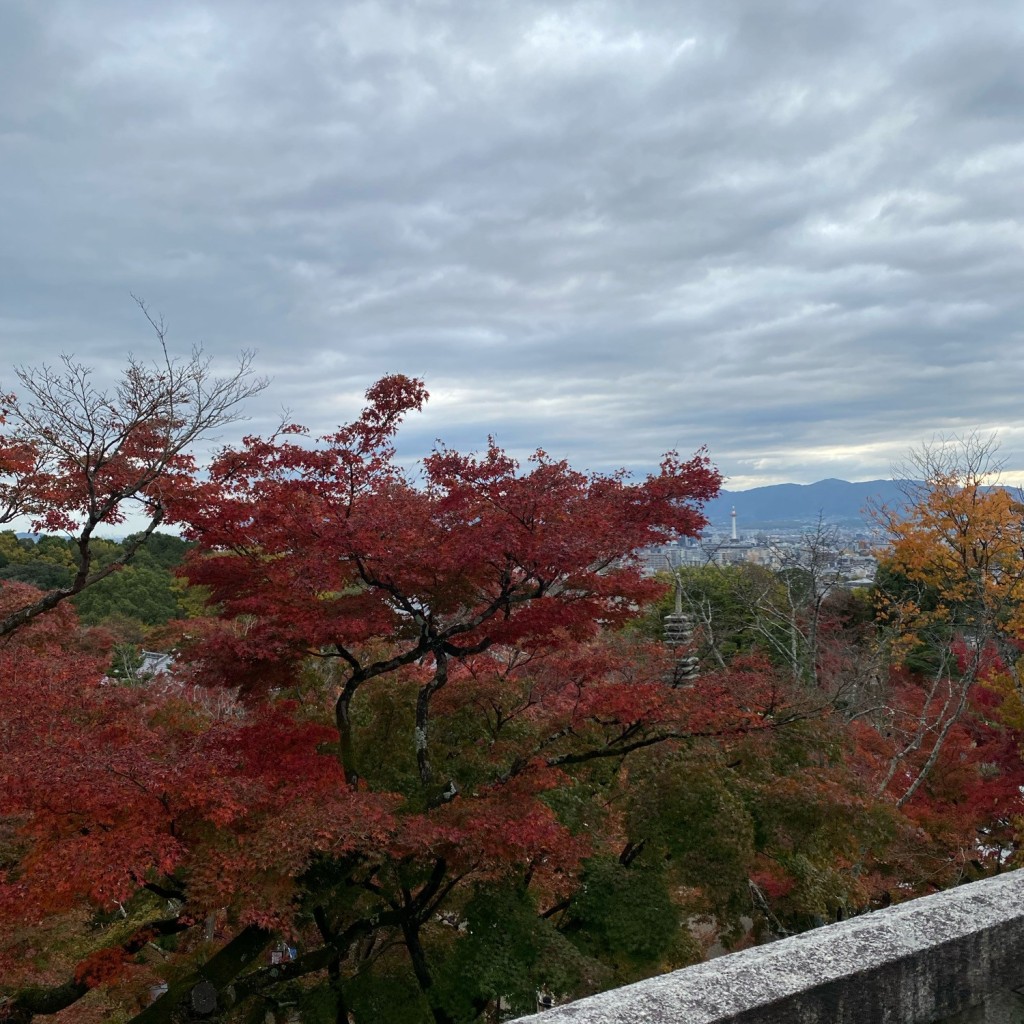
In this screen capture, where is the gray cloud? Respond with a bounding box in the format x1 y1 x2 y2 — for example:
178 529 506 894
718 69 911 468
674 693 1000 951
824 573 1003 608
3 0 1024 491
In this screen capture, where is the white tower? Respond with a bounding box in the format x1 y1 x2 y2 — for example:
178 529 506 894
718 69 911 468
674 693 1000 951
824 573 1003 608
731 506 738 542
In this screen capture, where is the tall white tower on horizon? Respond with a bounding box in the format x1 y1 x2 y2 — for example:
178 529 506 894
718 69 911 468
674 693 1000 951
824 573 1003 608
731 506 738 542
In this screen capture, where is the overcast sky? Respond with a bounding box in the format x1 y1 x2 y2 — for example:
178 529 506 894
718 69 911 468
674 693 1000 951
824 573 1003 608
3 0 1024 490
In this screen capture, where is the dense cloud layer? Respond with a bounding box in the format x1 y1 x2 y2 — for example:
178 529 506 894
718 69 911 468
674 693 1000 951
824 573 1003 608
3 0 1023 488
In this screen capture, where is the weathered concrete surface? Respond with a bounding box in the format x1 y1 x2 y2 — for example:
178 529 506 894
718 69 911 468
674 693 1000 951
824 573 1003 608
512 871 1024 1023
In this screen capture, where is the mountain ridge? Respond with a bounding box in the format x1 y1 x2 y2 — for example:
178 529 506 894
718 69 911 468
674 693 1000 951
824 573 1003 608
702 478 910 528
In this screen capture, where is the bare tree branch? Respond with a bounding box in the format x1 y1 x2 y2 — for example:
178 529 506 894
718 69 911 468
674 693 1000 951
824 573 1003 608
0 304 268 637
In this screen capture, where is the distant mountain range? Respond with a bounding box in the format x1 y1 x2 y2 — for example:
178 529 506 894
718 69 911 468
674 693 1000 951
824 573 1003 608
703 479 911 529
10 480 909 535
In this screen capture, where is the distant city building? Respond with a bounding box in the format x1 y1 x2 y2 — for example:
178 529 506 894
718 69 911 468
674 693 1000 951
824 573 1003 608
637 511 877 585
137 650 173 679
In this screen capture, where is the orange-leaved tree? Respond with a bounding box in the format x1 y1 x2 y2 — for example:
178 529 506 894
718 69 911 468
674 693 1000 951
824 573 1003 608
856 432 1024 902
872 435 1024 812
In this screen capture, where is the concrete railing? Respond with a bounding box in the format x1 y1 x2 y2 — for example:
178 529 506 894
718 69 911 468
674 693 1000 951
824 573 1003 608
513 870 1024 1024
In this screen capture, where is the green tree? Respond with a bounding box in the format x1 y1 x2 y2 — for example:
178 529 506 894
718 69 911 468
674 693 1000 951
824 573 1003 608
0 531 33 567
126 531 191 571
73 564 182 626
0 561 73 589
658 563 777 667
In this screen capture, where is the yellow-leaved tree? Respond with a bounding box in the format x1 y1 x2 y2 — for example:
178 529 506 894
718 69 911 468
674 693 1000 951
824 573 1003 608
874 433 1024 806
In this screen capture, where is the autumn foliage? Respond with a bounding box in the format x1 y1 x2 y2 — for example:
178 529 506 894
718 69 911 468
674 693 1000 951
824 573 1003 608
2 374 1023 1024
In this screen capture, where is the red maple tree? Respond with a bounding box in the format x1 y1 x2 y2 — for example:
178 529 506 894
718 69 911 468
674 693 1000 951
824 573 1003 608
3 373 744 1023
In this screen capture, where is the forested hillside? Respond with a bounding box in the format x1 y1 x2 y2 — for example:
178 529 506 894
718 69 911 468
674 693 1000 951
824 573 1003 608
1 358 1022 1024
0 530 192 627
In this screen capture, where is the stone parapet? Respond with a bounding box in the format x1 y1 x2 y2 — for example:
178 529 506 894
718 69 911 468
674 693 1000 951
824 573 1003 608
512 871 1024 1024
